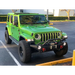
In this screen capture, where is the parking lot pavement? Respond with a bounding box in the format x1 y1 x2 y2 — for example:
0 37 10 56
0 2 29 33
53 22 75 53
0 22 74 65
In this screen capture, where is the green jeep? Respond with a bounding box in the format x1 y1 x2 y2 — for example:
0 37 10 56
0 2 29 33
5 13 68 63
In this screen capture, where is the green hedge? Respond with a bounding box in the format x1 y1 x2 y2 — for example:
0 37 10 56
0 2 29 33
0 17 7 21
45 15 75 20
46 15 75 20
0 15 75 22
48 16 75 20
0 15 7 22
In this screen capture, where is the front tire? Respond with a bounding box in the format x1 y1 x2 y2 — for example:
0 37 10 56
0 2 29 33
54 42 68 56
18 40 31 63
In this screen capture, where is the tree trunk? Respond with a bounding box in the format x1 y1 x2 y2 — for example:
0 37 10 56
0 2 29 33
67 12 70 20
66 10 70 20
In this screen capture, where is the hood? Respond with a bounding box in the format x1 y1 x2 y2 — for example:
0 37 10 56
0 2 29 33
21 24 61 34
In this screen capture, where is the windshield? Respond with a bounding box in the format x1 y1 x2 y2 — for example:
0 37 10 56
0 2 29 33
20 15 47 24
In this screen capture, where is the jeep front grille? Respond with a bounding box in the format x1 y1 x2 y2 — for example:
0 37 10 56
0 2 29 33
40 33 59 41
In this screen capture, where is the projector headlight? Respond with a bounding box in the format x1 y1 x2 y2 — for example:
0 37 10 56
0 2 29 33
58 32 61 38
35 34 41 40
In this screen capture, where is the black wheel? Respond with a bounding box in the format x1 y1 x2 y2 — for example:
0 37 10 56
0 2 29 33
18 40 31 63
5 30 12 44
54 42 68 56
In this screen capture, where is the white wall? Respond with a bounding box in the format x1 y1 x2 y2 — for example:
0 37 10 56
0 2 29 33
54 9 59 16
0 9 75 16
23 7 53 14
0 9 12 14
59 10 74 16
0 7 20 14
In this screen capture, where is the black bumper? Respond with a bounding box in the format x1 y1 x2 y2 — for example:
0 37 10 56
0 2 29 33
30 39 67 52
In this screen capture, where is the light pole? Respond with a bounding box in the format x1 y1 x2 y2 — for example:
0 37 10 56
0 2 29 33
47 9 48 21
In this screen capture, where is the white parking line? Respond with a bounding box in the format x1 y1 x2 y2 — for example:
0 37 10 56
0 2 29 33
0 40 21 66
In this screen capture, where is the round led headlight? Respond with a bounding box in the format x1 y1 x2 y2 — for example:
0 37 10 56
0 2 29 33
35 34 41 40
58 32 61 38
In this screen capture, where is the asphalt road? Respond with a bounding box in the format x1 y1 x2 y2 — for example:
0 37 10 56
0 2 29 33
0 22 74 66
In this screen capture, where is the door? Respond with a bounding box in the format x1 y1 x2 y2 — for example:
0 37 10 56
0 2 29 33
11 16 19 41
9 15 13 35
7 15 11 34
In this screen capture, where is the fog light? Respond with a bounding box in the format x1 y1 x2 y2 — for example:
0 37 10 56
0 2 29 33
63 42 66 46
38 45 41 50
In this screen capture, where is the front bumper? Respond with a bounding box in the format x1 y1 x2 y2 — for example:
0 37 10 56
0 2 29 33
30 38 67 52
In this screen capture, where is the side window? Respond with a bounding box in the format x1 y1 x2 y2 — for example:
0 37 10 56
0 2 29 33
14 16 18 27
8 15 10 22
11 15 13 23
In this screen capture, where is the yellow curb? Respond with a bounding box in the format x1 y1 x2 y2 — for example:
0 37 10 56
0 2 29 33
72 50 75 66
36 57 72 68
49 23 53 25
50 21 75 22
0 22 6 23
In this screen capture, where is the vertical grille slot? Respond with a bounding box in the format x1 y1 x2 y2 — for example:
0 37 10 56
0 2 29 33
43 34 45 41
56 33 58 38
51 33 53 39
41 34 42 41
40 32 59 42
46 33 48 40
49 33 50 39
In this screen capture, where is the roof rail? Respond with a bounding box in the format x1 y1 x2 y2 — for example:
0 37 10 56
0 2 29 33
14 13 39 14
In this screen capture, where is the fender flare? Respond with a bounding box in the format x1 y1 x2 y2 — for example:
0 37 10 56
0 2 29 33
19 36 25 41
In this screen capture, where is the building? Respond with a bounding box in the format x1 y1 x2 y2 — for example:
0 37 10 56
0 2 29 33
0 7 75 16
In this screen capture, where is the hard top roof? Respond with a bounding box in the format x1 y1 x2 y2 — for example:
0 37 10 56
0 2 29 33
8 13 44 15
